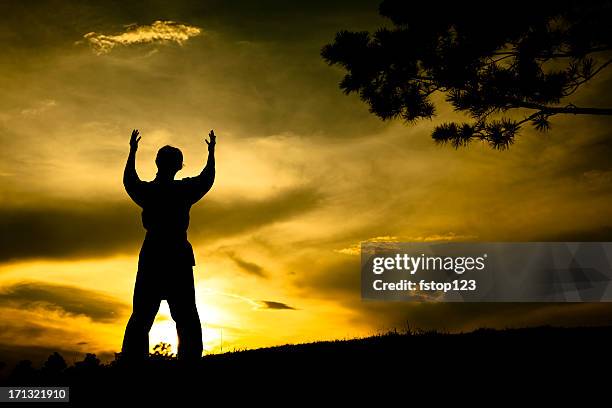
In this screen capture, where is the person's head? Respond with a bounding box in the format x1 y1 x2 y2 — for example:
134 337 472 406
155 145 183 175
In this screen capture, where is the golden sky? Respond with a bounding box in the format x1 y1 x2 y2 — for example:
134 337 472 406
1 0 612 364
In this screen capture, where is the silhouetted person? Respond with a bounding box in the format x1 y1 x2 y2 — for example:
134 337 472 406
121 129 216 362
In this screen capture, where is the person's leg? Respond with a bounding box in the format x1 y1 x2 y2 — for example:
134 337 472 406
167 268 203 361
122 270 161 360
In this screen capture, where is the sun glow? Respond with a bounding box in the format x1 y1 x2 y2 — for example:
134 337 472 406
148 298 229 355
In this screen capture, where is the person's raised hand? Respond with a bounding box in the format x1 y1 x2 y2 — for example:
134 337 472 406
205 129 216 151
129 129 141 150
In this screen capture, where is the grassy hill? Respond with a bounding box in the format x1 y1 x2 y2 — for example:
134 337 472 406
2 325 611 403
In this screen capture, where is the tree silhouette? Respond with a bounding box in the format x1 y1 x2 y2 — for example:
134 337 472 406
74 353 101 370
10 360 35 381
42 352 67 375
322 0 612 149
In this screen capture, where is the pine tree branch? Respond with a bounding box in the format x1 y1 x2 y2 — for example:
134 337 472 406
515 102 612 115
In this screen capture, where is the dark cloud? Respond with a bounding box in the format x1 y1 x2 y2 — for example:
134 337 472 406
351 302 612 333
0 187 321 263
0 281 128 322
227 252 266 278
0 0 383 49
0 202 142 263
0 322 49 340
538 226 612 242
259 301 295 310
191 187 322 239
301 256 360 296
0 0 389 140
344 289 612 334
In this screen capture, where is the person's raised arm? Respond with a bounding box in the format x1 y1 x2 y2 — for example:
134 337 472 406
186 130 216 204
203 129 216 179
123 129 146 207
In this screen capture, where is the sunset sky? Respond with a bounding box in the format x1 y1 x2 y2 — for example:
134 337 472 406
1 0 612 365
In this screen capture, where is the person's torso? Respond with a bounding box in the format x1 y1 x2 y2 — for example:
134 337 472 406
137 179 196 267
140 179 193 234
